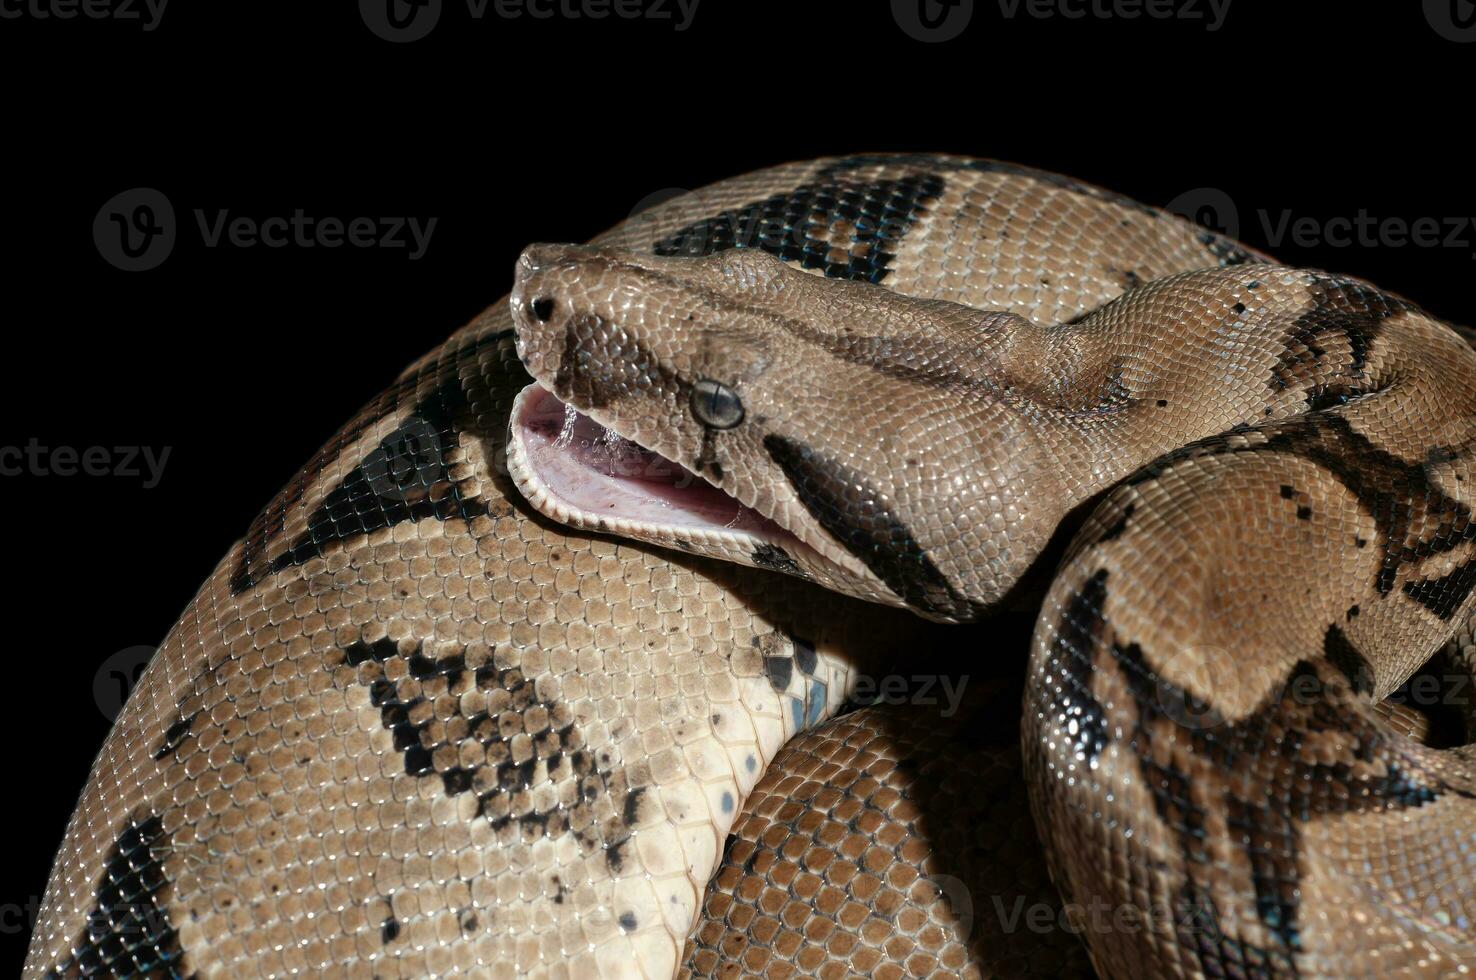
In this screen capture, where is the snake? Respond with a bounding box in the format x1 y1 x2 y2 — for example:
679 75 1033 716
25 153 1476 979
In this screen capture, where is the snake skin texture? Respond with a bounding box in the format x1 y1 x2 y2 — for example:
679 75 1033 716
27 154 1476 979
678 664 1095 979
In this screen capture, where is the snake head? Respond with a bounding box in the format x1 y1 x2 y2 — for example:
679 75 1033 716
507 243 1050 622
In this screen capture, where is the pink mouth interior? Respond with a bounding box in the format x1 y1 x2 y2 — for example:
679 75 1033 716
514 384 780 536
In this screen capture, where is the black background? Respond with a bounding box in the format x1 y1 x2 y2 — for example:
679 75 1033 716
1 0 1471 970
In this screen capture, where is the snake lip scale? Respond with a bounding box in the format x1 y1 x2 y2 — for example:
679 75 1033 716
26 153 1476 980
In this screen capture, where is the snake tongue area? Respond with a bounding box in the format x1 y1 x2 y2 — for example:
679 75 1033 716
508 381 819 570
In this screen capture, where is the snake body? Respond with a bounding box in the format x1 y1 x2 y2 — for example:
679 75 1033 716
26 155 1476 979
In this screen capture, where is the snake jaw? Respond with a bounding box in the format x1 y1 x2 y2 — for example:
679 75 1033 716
506 381 894 600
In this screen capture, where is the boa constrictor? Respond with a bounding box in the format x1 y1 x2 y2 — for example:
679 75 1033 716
26 154 1476 980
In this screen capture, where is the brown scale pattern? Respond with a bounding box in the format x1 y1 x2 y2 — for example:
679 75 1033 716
681 684 1093 980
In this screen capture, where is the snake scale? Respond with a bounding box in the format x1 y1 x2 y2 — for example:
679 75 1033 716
26 154 1476 979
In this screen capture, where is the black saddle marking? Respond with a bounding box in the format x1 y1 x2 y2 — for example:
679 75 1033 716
230 332 509 595
823 154 1264 267
44 816 187 980
231 374 485 594
1108 640 1467 969
1091 501 1136 545
1403 557 1476 620
1270 273 1414 406
1124 414 1476 606
653 164 945 284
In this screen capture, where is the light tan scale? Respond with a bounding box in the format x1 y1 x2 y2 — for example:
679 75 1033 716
27 154 1476 980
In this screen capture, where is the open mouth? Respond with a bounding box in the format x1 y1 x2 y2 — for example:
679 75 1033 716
507 383 800 556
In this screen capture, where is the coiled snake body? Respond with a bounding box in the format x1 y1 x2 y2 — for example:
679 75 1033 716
26 155 1476 979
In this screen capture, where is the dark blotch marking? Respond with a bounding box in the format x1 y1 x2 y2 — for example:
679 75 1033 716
1296 506 1313 521
1125 414 1475 599
45 815 184 979
340 638 628 852
1280 485 1296 500
824 154 1163 218
1105 639 1468 963
1270 273 1414 404
1094 502 1136 544
605 835 631 874
1322 624 1374 695
381 916 401 944
1307 388 1356 412
652 152 1233 288
229 332 508 595
233 374 485 594
1052 568 1111 763
764 433 981 620
1403 556 1476 620
654 161 945 284
792 636 818 676
618 912 638 932
1196 231 1264 267
762 654 793 693
751 543 801 575
1172 883 1293 977
623 787 645 827
153 712 198 761
345 637 399 666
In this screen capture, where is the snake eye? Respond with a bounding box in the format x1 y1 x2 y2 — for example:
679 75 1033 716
691 378 744 430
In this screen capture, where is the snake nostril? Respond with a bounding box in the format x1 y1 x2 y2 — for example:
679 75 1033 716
530 297 556 323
